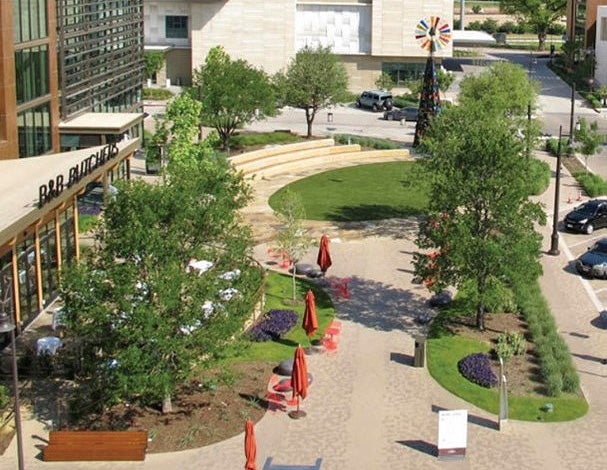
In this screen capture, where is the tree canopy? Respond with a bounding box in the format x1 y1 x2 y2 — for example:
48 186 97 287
60 96 260 413
192 46 276 150
273 45 348 138
415 101 546 330
499 1 567 50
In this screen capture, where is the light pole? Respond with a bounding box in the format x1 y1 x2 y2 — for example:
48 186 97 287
549 126 564 256
568 82 576 148
0 311 25 470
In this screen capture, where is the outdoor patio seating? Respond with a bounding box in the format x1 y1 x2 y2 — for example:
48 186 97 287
36 336 63 356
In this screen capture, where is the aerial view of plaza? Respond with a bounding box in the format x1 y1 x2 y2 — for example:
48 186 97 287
3 1 607 469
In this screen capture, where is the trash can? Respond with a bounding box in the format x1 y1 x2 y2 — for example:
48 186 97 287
414 335 426 368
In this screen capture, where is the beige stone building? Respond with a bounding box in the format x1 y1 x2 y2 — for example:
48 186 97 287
144 0 454 91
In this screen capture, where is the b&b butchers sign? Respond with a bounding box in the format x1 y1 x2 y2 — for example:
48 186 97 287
38 143 120 208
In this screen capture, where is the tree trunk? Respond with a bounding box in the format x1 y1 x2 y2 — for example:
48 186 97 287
538 32 546 51
305 108 315 138
476 305 485 331
291 263 297 302
162 393 172 414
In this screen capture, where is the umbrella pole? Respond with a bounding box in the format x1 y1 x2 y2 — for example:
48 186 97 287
288 394 306 419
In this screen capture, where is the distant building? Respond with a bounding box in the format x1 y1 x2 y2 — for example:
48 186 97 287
0 0 145 160
143 0 454 91
0 1 145 337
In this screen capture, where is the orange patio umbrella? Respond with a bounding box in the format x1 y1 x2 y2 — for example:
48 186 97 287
302 290 318 340
244 419 257 470
289 345 309 419
317 234 332 275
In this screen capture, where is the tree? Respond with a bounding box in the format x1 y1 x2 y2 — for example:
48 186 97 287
273 190 311 302
192 46 276 151
414 103 545 331
60 100 258 414
375 72 395 91
273 45 348 138
144 51 165 81
458 61 542 157
500 1 567 50
458 61 540 118
574 117 603 172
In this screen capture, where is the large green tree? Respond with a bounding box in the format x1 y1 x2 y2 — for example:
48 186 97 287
60 96 258 414
458 61 542 157
500 1 567 50
274 45 348 138
414 102 545 331
192 46 276 151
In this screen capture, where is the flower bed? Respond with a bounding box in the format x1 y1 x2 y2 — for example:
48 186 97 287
458 352 498 388
247 309 298 342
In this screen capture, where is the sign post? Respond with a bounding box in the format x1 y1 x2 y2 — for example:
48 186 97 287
437 409 467 460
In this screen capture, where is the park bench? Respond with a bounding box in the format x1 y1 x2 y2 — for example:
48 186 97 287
42 430 148 461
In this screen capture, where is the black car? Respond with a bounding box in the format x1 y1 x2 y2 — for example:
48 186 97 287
383 107 419 121
576 238 607 278
564 199 607 234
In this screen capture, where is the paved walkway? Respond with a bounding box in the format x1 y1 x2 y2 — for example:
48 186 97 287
5 55 607 469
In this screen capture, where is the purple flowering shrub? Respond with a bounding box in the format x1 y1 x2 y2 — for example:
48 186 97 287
248 309 298 342
457 353 498 388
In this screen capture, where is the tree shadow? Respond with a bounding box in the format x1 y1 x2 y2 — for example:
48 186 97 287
327 275 434 333
328 204 423 223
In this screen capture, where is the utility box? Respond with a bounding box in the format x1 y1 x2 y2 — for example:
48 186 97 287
414 335 426 368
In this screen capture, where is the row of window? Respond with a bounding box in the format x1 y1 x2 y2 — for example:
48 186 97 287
17 103 52 157
15 45 49 105
13 0 48 44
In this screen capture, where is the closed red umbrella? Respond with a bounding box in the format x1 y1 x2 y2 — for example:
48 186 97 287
244 419 257 470
317 234 332 275
302 290 318 339
289 345 308 419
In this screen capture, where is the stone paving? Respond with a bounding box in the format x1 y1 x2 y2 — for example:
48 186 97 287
5 55 607 469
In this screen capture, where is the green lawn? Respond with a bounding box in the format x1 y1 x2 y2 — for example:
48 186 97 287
227 272 335 363
428 335 588 422
268 162 429 221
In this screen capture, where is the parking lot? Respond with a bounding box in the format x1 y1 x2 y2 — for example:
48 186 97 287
560 216 607 310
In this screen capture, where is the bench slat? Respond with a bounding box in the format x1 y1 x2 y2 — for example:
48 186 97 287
44 431 148 462
43 445 146 461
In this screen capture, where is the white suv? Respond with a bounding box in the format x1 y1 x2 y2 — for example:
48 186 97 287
356 90 394 112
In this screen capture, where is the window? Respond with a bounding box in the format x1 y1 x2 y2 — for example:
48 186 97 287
165 16 188 39
382 62 425 86
17 103 52 157
15 45 49 104
602 17 607 41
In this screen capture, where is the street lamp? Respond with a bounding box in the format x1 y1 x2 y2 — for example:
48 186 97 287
549 126 564 256
0 311 25 470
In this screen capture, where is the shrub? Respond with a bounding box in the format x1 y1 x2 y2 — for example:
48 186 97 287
393 93 419 108
545 137 570 156
247 309 298 342
495 331 527 362
142 88 174 100
472 5 482 14
498 21 517 34
482 19 499 34
573 171 607 197
230 131 302 149
467 21 483 31
458 353 498 388
0 385 10 409
333 134 401 150
526 158 550 196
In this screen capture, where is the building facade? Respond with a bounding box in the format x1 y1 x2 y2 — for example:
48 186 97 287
0 0 145 160
144 0 454 91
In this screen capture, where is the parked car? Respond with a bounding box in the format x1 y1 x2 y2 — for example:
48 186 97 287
564 199 607 234
356 90 394 112
576 238 607 278
383 107 419 121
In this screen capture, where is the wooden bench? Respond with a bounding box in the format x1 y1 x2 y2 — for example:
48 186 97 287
42 430 148 461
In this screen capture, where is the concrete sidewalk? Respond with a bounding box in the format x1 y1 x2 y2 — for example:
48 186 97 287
5 54 607 470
